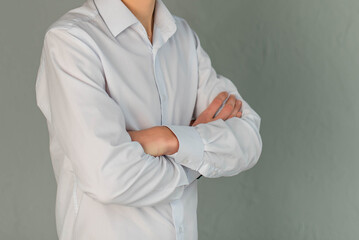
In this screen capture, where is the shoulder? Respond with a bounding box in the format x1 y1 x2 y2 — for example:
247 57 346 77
173 15 194 36
172 15 200 48
42 1 102 50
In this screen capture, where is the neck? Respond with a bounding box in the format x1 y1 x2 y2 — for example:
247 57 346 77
121 0 156 40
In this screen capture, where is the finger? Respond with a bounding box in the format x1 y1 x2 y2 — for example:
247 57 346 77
204 91 228 118
213 94 236 120
228 99 242 118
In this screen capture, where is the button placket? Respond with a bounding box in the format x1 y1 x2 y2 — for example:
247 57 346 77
134 24 164 123
152 48 170 125
138 24 183 239
134 22 169 125
170 199 185 240
151 48 163 124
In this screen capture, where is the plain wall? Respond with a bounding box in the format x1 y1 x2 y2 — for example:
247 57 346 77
1 0 358 239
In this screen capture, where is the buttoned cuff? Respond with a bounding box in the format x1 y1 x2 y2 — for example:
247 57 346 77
163 125 205 171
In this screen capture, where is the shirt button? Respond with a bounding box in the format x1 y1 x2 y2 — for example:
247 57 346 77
179 226 183 233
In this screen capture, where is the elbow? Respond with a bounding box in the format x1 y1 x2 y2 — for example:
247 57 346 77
225 113 263 175
239 115 263 171
89 183 138 206
245 130 263 171
247 133 263 170
83 176 131 205
228 131 263 176
83 175 164 207
88 181 183 207
200 130 263 178
251 120 263 167
85 181 119 205
93 187 118 205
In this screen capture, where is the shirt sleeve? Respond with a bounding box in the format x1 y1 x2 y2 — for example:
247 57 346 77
35 26 198 207
164 26 263 178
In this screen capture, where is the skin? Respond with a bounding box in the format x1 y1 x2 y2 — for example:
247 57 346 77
121 0 156 43
125 0 243 156
128 91 243 156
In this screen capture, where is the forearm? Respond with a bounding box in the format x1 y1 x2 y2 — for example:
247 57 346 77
128 126 179 156
128 126 202 184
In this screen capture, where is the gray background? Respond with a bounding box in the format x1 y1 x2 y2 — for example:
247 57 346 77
1 0 359 239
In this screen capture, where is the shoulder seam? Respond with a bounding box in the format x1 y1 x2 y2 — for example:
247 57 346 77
46 13 98 34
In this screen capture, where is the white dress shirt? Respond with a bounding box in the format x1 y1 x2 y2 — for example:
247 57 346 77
35 0 263 239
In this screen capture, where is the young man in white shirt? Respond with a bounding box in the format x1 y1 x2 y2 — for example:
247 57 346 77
35 0 262 239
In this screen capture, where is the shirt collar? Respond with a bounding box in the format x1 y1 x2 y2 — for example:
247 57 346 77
92 0 177 40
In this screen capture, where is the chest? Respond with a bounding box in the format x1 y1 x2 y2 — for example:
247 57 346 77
95 30 199 130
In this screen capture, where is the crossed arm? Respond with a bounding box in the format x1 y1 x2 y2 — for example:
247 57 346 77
128 91 243 157
36 25 262 207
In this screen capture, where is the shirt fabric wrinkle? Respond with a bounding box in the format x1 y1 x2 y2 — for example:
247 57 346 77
35 0 263 239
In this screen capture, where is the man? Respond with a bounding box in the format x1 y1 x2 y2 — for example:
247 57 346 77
35 0 263 239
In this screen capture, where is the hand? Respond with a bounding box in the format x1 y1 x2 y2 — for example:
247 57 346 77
128 126 178 156
190 91 242 127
